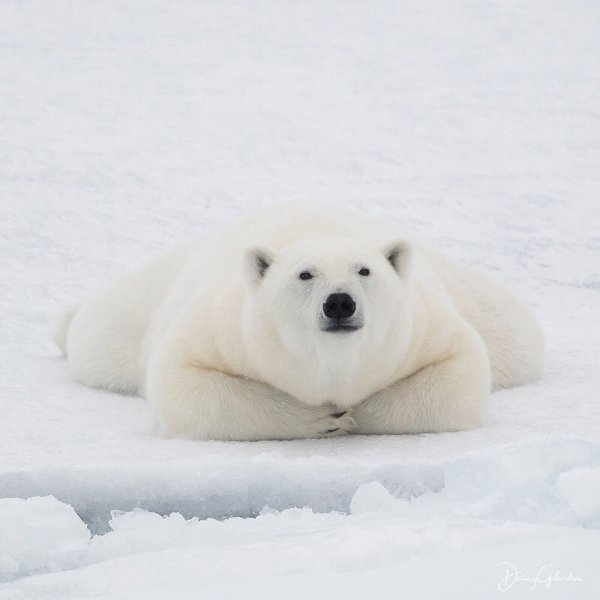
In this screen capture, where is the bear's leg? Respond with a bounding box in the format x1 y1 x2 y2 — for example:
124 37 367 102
353 329 491 434
146 362 356 441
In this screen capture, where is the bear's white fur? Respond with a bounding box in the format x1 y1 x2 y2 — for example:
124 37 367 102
57 206 544 440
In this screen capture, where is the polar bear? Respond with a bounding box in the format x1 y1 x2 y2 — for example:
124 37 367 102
55 206 543 440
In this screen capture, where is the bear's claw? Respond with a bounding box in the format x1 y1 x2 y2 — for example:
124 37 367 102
315 407 355 437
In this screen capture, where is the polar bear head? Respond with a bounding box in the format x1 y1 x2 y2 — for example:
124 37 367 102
242 236 414 406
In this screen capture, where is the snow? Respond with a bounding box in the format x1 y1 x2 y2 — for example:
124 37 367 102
556 467 600 524
0 497 90 583
2 442 600 598
1 0 599 598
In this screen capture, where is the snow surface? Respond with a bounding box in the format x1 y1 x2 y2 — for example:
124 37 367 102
1 0 599 598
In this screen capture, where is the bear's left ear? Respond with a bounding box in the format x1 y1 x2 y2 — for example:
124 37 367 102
382 239 413 278
244 245 276 287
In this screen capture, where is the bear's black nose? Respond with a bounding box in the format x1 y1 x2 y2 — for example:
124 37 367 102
323 293 356 320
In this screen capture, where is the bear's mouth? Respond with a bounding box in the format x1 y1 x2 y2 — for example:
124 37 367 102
321 323 362 333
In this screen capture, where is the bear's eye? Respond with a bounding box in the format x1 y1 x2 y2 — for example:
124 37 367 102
359 267 370 277
299 271 313 280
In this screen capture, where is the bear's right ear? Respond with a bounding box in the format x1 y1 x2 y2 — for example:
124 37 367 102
243 246 276 287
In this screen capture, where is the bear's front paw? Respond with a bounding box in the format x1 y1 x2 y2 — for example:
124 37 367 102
314 407 356 437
